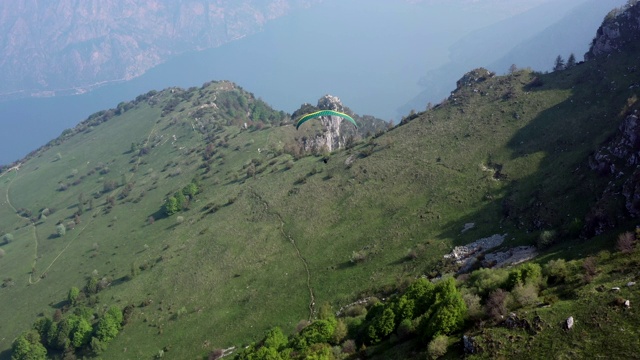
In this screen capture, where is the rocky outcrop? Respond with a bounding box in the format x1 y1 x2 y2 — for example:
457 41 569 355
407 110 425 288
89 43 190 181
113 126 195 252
589 114 640 175
0 0 320 98
585 3 640 60
587 112 640 233
300 95 353 152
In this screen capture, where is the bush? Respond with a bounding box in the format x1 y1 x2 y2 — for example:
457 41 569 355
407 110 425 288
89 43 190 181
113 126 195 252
56 224 66 237
485 289 509 321
544 259 569 284
341 339 356 354
512 283 539 307
582 256 598 283
468 268 508 296
462 292 483 320
350 250 367 264
2 233 13 244
537 230 557 249
427 335 449 359
616 231 636 253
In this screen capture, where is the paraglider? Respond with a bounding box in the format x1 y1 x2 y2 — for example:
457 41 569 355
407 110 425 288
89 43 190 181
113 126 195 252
295 110 357 130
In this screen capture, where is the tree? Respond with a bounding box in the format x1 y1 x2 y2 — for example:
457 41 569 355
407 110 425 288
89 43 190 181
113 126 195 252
182 182 199 199
67 287 80 306
163 196 179 216
11 330 47 360
263 327 288 351
71 317 92 348
566 53 577 68
421 278 467 339
96 314 120 342
56 224 66 237
298 319 335 346
404 278 435 315
553 55 565 71
367 307 396 344
508 64 518 74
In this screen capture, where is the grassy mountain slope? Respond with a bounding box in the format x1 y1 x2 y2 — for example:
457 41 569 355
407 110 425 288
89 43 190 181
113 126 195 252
2 5 640 359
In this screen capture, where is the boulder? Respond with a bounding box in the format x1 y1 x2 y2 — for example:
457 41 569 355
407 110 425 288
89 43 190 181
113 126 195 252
565 316 574 330
463 335 476 354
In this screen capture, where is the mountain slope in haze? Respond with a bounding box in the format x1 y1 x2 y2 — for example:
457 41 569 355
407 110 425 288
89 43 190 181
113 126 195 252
398 0 627 116
2 2 640 359
0 0 320 98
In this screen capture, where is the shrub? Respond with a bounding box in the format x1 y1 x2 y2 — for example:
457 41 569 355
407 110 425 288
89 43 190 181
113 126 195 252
582 256 597 283
2 233 13 244
341 339 356 354
512 283 539 307
428 335 449 359
56 224 66 237
616 231 635 253
331 319 348 344
350 250 367 264
537 230 557 249
544 259 568 284
468 268 508 296
485 289 509 321
462 292 483 320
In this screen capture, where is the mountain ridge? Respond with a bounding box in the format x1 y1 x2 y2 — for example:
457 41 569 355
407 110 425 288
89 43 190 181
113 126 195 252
2 2 640 359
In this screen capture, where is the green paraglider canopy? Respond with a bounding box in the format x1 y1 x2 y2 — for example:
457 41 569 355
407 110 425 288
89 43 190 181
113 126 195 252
295 110 358 130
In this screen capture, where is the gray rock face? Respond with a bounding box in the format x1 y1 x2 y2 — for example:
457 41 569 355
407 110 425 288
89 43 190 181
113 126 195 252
585 3 640 60
587 113 640 234
301 95 351 152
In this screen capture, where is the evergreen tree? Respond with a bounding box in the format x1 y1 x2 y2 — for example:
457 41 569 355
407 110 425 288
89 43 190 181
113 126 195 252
567 53 577 68
553 55 566 71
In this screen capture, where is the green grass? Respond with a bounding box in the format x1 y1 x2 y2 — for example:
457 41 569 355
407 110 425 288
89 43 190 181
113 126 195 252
0 41 640 359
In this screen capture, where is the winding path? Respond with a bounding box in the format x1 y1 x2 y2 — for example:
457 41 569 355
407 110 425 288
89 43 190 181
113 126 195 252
248 188 316 320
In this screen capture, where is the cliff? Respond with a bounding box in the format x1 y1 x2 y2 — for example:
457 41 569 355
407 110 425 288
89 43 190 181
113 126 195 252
585 1 640 60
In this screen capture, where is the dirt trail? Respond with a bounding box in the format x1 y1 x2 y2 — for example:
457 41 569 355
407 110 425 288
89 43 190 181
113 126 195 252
248 188 316 320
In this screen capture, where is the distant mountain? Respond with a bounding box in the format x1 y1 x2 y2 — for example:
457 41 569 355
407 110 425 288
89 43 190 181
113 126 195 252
398 0 627 116
0 0 320 99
